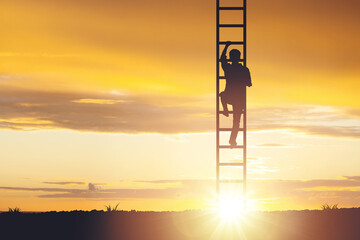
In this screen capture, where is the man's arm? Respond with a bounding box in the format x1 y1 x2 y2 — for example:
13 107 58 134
220 41 231 70
246 68 252 87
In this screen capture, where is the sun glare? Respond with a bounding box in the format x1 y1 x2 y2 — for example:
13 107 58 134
216 196 247 222
218 198 244 218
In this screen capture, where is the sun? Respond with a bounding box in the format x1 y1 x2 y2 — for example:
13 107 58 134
216 196 246 222
218 198 244 215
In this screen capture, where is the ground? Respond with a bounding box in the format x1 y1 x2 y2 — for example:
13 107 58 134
1 208 360 240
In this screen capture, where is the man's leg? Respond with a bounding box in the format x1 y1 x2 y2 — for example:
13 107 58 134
220 92 229 117
229 104 242 146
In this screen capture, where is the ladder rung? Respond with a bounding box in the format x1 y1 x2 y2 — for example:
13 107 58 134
219 162 244 166
219 145 244 149
219 179 243 183
218 58 245 62
219 128 244 131
218 7 245 10
218 111 245 114
219 41 244 45
219 24 244 28
219 111 233 114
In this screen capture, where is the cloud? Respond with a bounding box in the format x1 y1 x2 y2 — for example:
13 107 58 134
88 183 98 192
342 176 360 182
345 109 360 119
1 177 360 210
0 180 211 199
252 125 360 139
0 186 183 199
0 86 359 138
2 177 360 204
1 0 359 109
0 186 84 194
2 92 357 140
5 0 357 71
72 99 127 105
252 144 296 148
0 86 213 134
248 105 360 138
42 181 86 186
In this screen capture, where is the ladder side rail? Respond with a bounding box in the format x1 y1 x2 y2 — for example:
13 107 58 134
243 0 247 207
216 0 220 195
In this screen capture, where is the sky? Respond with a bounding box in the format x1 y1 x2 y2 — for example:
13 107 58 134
0 0 359 212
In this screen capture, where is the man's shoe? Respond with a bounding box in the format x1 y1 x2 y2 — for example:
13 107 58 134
229 140 237 148
222 110 229 117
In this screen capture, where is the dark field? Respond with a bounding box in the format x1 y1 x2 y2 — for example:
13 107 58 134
1 208 360 240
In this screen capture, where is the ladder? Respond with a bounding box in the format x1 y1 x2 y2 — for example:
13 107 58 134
216 0 247 205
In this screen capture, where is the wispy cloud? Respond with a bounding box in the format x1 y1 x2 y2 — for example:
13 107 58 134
251 144 296 148
0 86 359 138
0 86 213 133
248 106 360 138
42 181 86 186
72 99 127 105
88 183 98 192
0 52 79 58
2 177 360 207
342 176 360 182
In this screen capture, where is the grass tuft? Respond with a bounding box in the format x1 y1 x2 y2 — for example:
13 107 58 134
105 203 120 212
321 203 339 210
8 207 21 213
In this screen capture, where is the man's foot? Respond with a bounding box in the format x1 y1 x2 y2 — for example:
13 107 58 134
229 140 237 148
222 110 229 117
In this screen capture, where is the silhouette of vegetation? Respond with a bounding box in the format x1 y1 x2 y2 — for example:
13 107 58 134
104 203 119 212
1 208 360 240
8 207 21 213
321 203 339 210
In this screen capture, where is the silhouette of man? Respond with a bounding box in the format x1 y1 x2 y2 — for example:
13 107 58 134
220 41 252 147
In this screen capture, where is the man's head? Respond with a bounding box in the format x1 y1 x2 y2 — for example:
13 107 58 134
229 49 241 63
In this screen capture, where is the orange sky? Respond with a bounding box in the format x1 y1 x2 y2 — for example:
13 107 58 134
0 0 359 212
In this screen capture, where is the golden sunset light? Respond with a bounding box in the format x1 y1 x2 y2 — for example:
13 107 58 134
0 0 360 239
